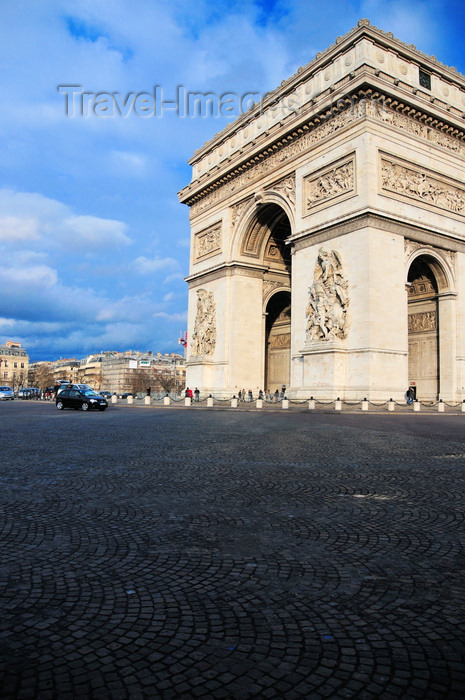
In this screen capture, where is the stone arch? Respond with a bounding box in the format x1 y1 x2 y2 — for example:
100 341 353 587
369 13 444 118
405 247 455 293
406 251 454 401
231 198 293 265
264 290 291 394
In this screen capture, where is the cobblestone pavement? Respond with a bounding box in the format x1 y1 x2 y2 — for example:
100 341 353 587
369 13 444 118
1 401 465 699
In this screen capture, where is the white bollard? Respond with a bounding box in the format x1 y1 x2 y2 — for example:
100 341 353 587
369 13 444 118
231 397 238 408
127 395 134 405
256 399 263 409
282 399 289 409
462 401 465 413
335 398 342 411
413 400 420 412
308 399 315 410
362 399 369 411
184 397 191 407
388 399 395 411
207 396 214 407
144 395 151 405
438 400 445 412
163 396 171 406
111 395 117 404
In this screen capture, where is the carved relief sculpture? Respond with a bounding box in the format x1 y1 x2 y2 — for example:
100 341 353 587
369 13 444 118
306 248 350 342
305 158 354 211
381 157 465 215
195 222 221 260
408 311 437 333
269 175 296 206
191 289 216 357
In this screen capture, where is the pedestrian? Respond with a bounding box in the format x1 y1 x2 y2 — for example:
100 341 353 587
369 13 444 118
187 387 193 399
238 390 242 401
194 387 200 401
258 389 263 400
406 386 415 404
146 386 151 397
248 389 253 402
274 389 279 402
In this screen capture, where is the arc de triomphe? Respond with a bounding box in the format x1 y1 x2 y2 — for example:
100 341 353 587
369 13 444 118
179 20 465 401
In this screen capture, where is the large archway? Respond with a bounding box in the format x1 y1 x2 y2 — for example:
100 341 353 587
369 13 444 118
407 256 439 400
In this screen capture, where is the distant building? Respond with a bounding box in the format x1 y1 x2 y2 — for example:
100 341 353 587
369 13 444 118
28 350 186 394
0 340 29 389
97 351 186 394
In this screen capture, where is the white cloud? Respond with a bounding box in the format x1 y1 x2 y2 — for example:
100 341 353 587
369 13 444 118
0 216 39 242
63 214 131 248
131 255 180 274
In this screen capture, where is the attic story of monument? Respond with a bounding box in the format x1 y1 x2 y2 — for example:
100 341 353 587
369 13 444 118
178 20 465 402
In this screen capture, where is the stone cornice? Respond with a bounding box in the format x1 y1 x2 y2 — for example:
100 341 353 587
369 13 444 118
186 262 269 287
292 212 465 253
179 84 465 210
188 19 465 167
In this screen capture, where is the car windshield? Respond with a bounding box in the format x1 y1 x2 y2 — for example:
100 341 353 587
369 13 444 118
82 390 100 397
0 387 12 391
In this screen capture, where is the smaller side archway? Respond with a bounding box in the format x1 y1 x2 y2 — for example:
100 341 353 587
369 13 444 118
406 251 456 401
264 291 291 395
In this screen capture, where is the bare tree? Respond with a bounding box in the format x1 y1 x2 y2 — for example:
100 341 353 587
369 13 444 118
29 363 55 390
128 369 153 395
156 372 176 394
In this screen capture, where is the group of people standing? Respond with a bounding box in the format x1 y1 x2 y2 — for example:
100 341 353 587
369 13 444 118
185 387 200 401
238 386 287 402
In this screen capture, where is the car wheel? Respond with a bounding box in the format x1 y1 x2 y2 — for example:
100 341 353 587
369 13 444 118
81 402 89 411
56 400 64 410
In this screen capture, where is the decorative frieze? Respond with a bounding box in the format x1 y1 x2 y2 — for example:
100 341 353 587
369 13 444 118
191 289 216 357
269 332 291 349
381 155 465 215
195 222 222 260
190 104 364 215
304 156 355 212
305 248 350 342
408 311 437 333
372 101 465 158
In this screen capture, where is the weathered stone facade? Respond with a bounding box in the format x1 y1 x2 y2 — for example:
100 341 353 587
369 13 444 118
179 20 465 401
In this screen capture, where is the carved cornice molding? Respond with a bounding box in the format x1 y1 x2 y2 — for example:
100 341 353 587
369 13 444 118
293 212 465 253
187 263 265 288
185 95 366 212
190 19 465 165
182 88 465 215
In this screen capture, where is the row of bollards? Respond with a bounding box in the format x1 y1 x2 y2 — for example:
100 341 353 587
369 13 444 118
111 394 465 412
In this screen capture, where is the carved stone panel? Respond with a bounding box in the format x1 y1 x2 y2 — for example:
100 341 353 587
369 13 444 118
408 311 437 333
267 174 296 206
304 156 355 214
381 155 465 215
191 289 216 357
195 222 222 260
305 248 350 342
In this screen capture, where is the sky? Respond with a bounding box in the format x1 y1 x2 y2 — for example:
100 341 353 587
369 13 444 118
1 0 464 362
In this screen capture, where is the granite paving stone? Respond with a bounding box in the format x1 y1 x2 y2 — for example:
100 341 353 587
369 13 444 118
1 401 465 698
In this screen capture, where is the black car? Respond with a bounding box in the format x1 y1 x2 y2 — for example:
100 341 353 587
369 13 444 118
56 388 108 411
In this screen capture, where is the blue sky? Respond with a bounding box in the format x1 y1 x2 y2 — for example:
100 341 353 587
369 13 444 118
1 0 464 361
